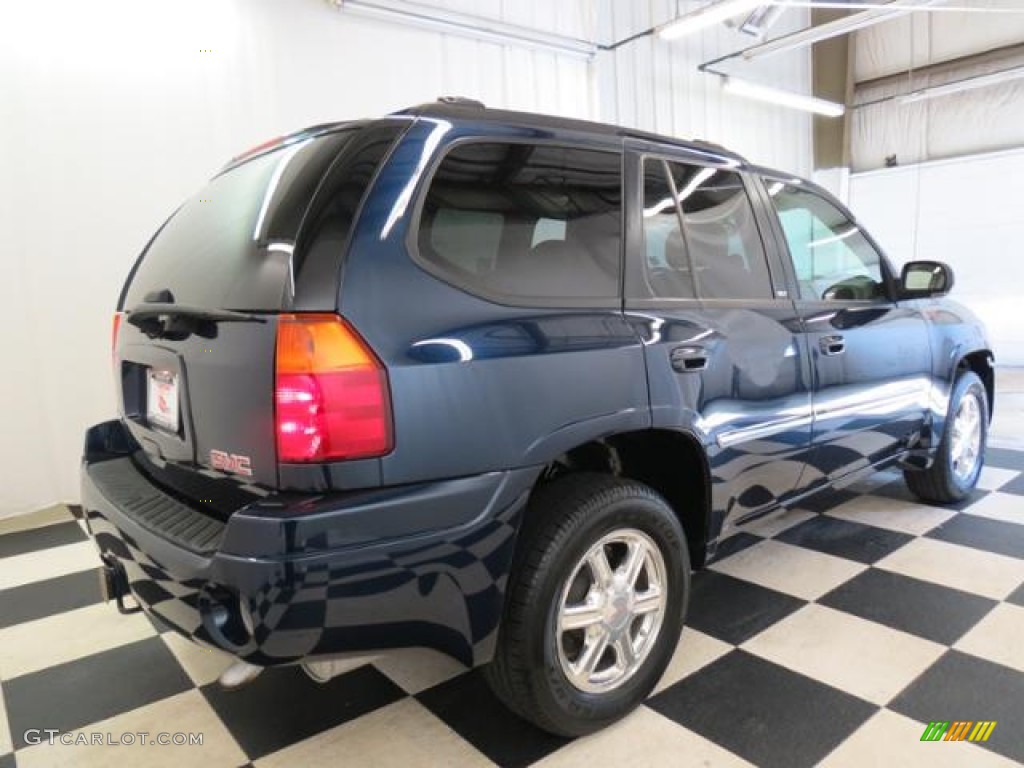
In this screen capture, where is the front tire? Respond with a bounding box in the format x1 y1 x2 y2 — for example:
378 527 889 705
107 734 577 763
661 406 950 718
484 473 689 737
904 370 988 503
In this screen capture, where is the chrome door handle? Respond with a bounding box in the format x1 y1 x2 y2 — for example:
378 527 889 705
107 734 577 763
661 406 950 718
819 335 845 356
670 346 708 372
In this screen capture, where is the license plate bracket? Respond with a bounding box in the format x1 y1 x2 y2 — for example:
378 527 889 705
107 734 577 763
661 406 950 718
146 369 180 433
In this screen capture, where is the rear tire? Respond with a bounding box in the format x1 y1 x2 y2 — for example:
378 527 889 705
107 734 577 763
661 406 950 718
484 473 689 737
904 370 988 503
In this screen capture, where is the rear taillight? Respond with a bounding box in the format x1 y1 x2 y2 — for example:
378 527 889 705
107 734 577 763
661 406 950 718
111 312 123 362
274 314 392 463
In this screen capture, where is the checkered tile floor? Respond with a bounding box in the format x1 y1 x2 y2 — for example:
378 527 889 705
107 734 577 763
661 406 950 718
2 451 1024 768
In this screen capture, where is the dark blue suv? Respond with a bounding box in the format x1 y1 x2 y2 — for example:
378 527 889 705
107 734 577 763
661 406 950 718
82 99 994 736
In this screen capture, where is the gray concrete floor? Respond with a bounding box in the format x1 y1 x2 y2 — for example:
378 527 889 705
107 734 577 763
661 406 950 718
992 367 1024 450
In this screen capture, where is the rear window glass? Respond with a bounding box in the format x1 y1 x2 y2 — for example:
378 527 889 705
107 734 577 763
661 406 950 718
122 130 358 312
417 142 622 303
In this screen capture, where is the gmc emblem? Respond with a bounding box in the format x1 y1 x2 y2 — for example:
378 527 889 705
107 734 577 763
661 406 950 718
209 449 253 477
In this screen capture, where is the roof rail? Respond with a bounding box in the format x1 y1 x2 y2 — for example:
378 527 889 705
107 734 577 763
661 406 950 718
436 96 486 109
389 101 750 166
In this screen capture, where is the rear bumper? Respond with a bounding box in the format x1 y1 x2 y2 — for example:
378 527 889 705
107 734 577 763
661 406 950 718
81 420 537 667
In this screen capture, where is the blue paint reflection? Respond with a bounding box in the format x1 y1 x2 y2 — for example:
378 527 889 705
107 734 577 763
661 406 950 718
407 313 639 363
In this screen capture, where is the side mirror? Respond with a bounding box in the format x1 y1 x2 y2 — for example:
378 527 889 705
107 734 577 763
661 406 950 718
900 260 954 298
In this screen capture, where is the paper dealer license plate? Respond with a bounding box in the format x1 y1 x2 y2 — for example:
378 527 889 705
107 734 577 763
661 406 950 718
146 369 179 433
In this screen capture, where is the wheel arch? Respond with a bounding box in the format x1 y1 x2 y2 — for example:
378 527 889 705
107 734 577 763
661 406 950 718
522 428 713 568
956 349 995 421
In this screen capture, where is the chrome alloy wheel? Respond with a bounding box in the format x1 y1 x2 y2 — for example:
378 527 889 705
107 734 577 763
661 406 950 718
950 391 982 482
555 529 668 694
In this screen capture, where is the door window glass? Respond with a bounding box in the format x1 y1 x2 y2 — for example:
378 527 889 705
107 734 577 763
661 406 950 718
641 159 696 299
770 184 886 301
640 158 772 300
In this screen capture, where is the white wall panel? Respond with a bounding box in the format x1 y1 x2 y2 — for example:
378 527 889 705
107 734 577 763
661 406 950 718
852 77 1024 171
850 150 1024 364
498 0 593 39
855 6 1024 82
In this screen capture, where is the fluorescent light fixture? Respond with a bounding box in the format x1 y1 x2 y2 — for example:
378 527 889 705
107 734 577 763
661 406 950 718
899 65 1024 104
740 4 787 37
741 0 940 61
723 77 845 117
336 0 595 60
659 0 764 40
767 1 1022 12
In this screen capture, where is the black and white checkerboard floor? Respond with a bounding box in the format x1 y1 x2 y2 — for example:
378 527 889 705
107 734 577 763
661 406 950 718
2 451 1024 768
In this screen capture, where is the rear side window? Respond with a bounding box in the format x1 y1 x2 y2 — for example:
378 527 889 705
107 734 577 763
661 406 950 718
123 130 361 312
417 142 622 303
639 158 772 301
